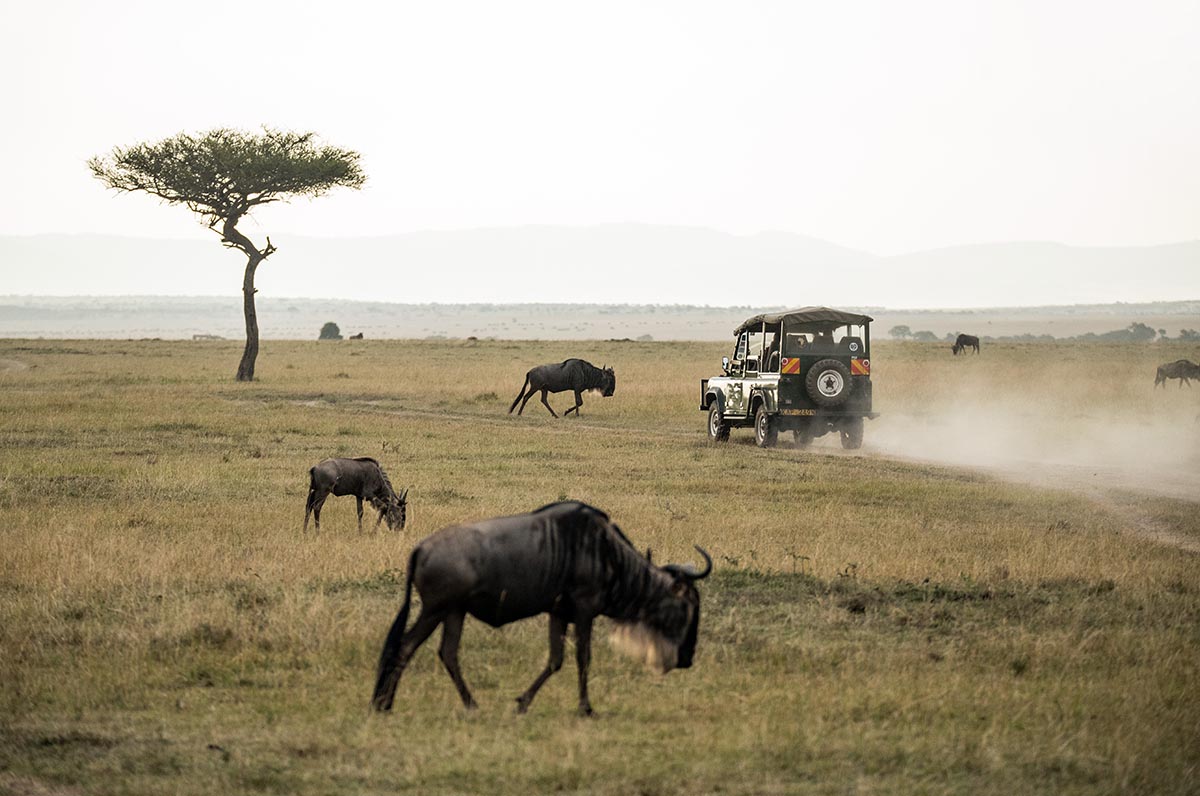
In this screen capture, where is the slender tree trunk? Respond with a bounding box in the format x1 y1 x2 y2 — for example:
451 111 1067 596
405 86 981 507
222 213 275 382
236 256 262 381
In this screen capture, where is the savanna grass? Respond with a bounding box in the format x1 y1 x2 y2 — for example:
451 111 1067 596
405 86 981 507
0 337 1197 795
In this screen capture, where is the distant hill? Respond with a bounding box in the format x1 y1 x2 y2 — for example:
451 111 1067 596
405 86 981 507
2 226 1197 307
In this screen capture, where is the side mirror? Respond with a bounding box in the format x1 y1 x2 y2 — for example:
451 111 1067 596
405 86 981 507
721 356 730 374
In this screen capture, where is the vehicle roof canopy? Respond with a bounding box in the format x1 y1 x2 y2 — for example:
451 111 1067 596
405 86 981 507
733 306 874 336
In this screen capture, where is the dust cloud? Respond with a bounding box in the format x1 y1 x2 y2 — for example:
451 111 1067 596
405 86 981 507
864 368 1200 504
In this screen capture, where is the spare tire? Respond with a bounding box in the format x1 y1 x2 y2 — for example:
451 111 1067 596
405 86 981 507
805 359 853 407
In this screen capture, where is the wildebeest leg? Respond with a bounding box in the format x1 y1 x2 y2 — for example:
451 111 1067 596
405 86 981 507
539 389 559 418
518 389 537 415
372 606 446 711
515 614 566 714
438 610 477 710
356 496 365 532
563 390 583 417
303 489 320 532
574 616 594 716
308 492 328 532
509 376 530 414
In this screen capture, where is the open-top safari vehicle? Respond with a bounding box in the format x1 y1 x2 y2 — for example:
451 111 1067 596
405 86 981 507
700 307 876 448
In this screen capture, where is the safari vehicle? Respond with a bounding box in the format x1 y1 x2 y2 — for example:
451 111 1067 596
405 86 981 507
700 307 876 449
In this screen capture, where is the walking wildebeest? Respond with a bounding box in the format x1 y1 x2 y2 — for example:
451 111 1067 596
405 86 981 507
304 457 408 533
1155 359 1200 388
951 333 980 355
508 358 616 417
370 500 711 716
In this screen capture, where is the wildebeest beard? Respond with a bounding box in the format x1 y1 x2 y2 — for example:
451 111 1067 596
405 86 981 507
608 620 679 673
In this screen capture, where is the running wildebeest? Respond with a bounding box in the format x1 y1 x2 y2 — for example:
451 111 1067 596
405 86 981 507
1155 359 1200 388
508 358 616 417
370 500 711 716
304 457 408 533
951 333 981 355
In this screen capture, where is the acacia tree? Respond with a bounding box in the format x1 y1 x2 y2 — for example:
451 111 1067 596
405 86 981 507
89 128 365 381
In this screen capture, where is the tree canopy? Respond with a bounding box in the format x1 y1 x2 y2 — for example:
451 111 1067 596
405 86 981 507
89 127 364 381
88 128 365 229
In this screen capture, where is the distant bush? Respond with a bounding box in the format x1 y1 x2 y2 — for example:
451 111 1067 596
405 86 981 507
319 322 343 341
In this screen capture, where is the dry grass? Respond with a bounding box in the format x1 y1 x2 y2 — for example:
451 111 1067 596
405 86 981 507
0 337 1197 795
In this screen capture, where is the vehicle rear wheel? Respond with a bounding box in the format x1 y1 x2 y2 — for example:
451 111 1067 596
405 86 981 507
805 359 853 408
839 416 864 450
754 405 778 448
707 403 730 442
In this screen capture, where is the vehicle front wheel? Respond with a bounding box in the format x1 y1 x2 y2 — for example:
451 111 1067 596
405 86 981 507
754 405 778 448
708 403 730 442
840 416 864 450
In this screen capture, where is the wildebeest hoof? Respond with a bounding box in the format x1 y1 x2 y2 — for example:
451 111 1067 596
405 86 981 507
577 705 595 718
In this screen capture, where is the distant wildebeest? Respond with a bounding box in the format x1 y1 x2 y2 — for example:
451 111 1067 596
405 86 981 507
370 501 711 716
951 334 980 355
508 358 616 417
304 457 408 533
350 332 364 340
1155 359 1200 388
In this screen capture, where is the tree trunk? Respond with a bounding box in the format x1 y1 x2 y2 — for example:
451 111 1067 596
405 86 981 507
222 213 275 382
236 256 262 381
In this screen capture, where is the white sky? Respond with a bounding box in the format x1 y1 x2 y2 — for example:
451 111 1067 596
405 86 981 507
1 0 1197 257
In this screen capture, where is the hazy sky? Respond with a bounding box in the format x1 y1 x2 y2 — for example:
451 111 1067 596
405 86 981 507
2 0 1197 257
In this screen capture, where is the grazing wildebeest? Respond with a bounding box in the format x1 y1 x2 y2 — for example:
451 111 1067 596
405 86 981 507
1155 359 1200 388
350 332 364 339
951 333 980 355
304 457 408 533
508 358 616 417
370 501 711 716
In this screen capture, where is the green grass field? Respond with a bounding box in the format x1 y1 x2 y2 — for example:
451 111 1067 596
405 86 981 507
1 338 1198 795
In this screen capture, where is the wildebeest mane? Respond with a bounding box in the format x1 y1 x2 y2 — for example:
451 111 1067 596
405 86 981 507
530 501 658 615
353 456 397 498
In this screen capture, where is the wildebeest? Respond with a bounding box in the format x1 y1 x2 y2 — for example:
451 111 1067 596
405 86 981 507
951 333 980 355
1155 359 1200 388
370 501 711 716
508 358 616 417
304 457 408 532
350 332 364 340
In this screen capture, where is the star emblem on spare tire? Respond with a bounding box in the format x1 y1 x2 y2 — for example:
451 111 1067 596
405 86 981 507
824 375 836 390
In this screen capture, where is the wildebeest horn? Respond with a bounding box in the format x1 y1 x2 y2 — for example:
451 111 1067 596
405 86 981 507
400 488 409 501
664 546 713 580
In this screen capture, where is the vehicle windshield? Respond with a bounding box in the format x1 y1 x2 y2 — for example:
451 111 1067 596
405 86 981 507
734 329 779 372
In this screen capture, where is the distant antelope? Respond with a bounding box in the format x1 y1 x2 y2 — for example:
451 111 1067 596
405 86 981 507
951 334 980 355
509 359 616 417
304 457 408 532
1155 359 1200 388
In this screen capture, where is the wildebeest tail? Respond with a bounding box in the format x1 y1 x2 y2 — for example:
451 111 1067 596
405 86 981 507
371 546 421 711
508 374 530 413
305 466 318 505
